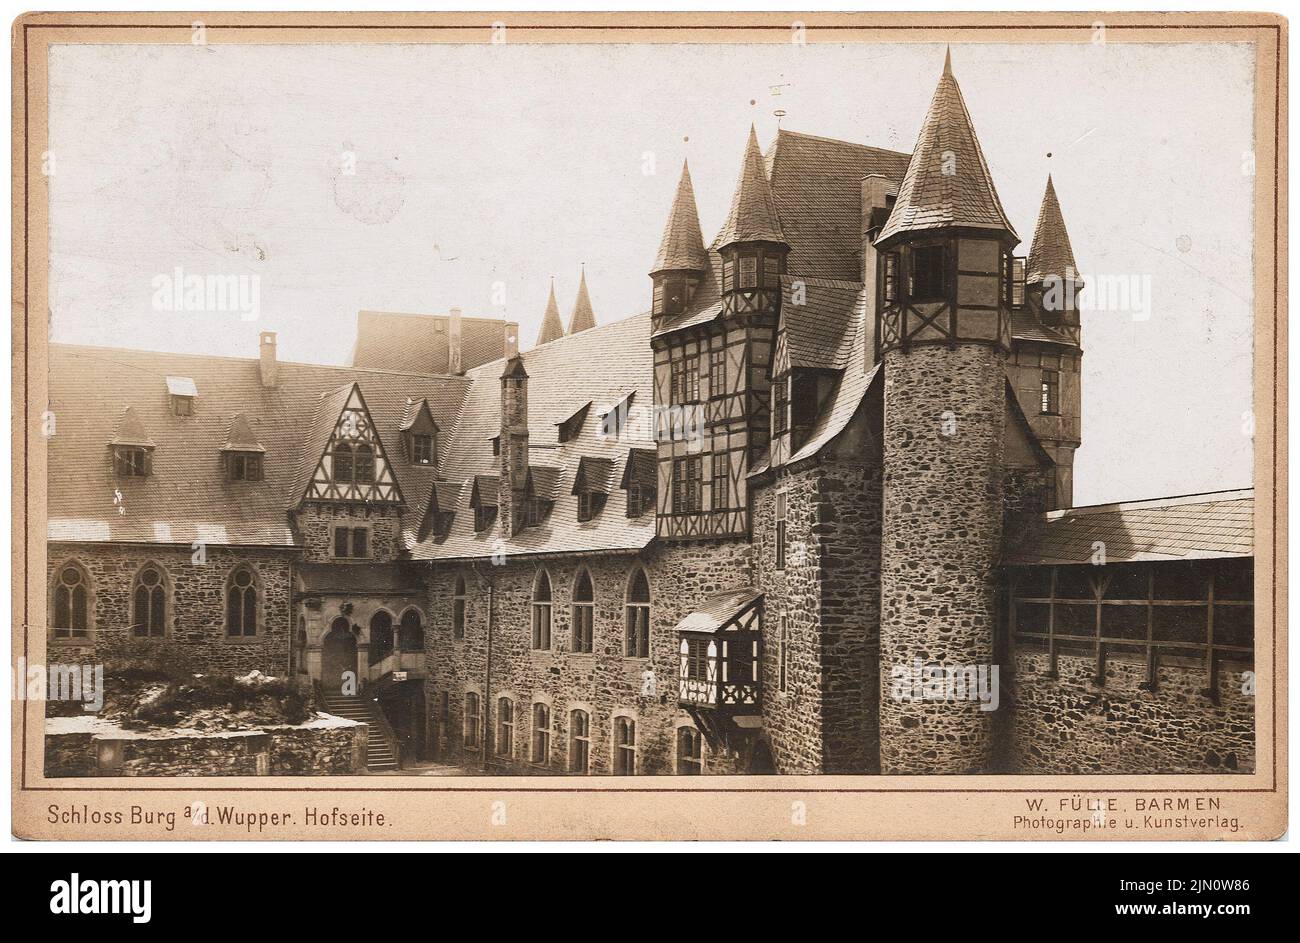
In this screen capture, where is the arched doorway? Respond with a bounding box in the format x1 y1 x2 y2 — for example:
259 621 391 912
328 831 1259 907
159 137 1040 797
321 617 358 696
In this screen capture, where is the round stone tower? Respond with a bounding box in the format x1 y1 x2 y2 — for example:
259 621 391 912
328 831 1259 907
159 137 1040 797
872 51 1019 774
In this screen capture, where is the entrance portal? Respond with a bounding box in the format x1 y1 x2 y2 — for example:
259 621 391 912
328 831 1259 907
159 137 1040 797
321 617 358 695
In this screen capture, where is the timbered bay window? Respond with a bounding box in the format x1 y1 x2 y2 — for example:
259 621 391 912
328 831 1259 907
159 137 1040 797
1009 559 1253 697
131 565 167 638
909 243 948 301
531 571 553 650
495 697 515 756
625 567 651 658
225 566 258 637
676 589 763 711
676 727 703 774
530 703 552 766
671 456 702 515
113 446 152 478
463 692 481 749
568 710 591 773
571 569 595 654
51 564 90 639
613 716 637 775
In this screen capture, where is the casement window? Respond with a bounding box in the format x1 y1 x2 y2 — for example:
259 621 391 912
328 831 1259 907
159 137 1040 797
411 433 434 465
226 566 258 637
1012 257 1027 307
627 480 655 518
883 252 899 304
739 255 758 289
452 575 467 639
709 348 727 398
577 490 606 522
778 615 789 693
332 443 374 483
113 446 151 478
722 257 735 294
676 727 703 775
571 569 595 654
624 568 651 658
531 703 552 766
909 244 947 301
613 716 637 775
131 566 167 638
671 456 702 515
495 697 514 757
463 692 481 749
671 356 700 405
399 609 423 651
51 564 90 639
1040 369 1061 415
531 571 553 650
333 525 370 559
474 505 497 532
711 456 729 511
763 254 781 288
568 710 591 773
171 394 193 416
226 451 264 481
775 491 788 571
772 374 789 437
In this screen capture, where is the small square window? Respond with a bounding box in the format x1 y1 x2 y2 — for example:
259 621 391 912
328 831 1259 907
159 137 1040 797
114 447 151 478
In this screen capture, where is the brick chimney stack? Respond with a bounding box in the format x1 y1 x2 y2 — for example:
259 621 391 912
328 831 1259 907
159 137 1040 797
448 307 463 375
860 174 893 370
259 331 278 388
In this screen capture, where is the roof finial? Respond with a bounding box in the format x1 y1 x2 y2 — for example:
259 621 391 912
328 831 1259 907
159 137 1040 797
943 45 953 77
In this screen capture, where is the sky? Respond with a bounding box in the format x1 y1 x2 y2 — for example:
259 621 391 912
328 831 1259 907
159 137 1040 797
46 40 1257 506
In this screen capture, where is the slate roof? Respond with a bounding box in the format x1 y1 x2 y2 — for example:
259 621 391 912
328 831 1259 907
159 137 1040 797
47 345 470 546
877 52 1017 246
351 310 509 375
675 587 762 634
712 125 786 248
1026 175 1080 284
1011 308 1072 346
296 562 424 595
1004 490 1254 566
780 276 865 370
536 281 565 347
567 269 597 335
651 160 708 274
408 311 656 561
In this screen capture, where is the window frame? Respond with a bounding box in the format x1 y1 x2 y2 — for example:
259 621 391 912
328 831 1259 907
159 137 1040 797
909 243 948 302
530 702 552 766
463 692 481 749
131 564 168 639
571 569 595 654
624 567 651 659
495 696 515 757
531 570 553 651
775 490 788 571
568 709 592 773
613 715 637 775
50 562 91 640
452 574 467 640
113 446 152 478
676 726 704 775
225 565 258 637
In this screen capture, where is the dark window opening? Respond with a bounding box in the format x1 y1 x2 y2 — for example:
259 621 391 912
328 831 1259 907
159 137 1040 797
1041 370 1061 415
909 244 947 301
114 446 151 478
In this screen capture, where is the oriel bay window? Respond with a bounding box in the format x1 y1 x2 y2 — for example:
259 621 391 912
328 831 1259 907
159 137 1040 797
676 589 763 710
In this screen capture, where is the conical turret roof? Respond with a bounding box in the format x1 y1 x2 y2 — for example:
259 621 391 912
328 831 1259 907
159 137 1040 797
567 268 597 334
1026 175 1080 283
535 279 565 346
652 159 708 273
712 125 786 248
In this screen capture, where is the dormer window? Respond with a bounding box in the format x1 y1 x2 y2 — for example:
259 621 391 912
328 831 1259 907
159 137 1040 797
475 505 497 532
557 403 592 444
226 451 264 482
577 491 606 522
411 434 434 465
399 398 439 466
113 446 151 478
172 395 193 416
166 376 197 417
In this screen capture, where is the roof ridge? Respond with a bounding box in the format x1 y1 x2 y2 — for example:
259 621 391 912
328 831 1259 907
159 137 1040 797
1044 488 1254 519
776 127 911 160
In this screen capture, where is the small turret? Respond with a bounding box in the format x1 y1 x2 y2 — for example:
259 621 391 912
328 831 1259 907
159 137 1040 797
713 126 788 318
649 160 708 328
536 279 565 347
567 266 597 335
1026 175 1083 344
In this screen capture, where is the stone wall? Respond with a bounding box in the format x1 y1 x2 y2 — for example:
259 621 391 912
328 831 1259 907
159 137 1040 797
1011 650 1255 774
295 503 406 563
423 540 752 776
45 717 367 777
46 543 293 675
879 343 1005 774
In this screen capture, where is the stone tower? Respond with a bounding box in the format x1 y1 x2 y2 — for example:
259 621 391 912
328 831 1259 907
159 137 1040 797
873 51 1019 774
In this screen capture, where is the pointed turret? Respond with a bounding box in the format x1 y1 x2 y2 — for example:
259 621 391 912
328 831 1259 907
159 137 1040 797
713 125 786 248
1026 175 1078 284
650 160 709 326
535 279 565 347
712 126 788 319
567 267 597 334
876 52 1017 247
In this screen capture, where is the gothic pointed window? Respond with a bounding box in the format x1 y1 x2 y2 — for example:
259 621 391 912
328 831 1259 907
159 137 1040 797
571 569 594 654
226 566 258 637
132 565 167 638
51 564 90 639
624 567 651 658
369 610 394 665
496 696 515 757
676 727 703 774
399 609 424 651
531 703 552 766
531 570 553 650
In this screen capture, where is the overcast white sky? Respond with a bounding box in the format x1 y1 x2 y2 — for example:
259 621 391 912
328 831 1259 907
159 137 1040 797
46 40 1256 505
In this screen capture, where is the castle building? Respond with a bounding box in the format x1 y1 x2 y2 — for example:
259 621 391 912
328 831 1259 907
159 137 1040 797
45 54 1254 776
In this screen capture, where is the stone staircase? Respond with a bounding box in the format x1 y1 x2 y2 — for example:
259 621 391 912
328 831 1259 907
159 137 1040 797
320 692 399 771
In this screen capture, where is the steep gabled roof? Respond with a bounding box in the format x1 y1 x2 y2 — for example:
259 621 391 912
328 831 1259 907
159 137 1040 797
567 268 597 335
877 51 1017 246
536 280 565 347
109 406 154 447
712 125 786 249
572 455 618 495
1026 175 1080 283
222 414 264 452
652 159 708 274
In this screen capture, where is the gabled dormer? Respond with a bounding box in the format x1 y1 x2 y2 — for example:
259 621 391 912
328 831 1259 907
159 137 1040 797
572 456 616 521
399 397 439 466
420 479 462 540
556 402 592 443
109 406 154 478
620 448 657 518
470 474 499 532
222 413 265 482
301 383 402 505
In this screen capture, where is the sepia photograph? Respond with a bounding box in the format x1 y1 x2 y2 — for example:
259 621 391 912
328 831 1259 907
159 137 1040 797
9 10 1286 847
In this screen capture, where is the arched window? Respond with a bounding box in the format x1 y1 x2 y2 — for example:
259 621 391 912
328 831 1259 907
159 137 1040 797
624 567 651 658
463 692 481 749
226 566 258 637
369 610 394 665
571 569 594 654
568 709 591 773
613 715 637 775
677 727 703 775
531 703 552 766
452 574 467 640
496 697 514 757
531 570 553 650
51 563 90 639
399 609 424 651
132 565 167 638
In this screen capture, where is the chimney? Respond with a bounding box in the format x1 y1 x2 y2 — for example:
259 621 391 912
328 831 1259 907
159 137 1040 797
259 331 278 387
861 175 893 370
499 354 529 536
503 321 520 360
448 306 463 375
